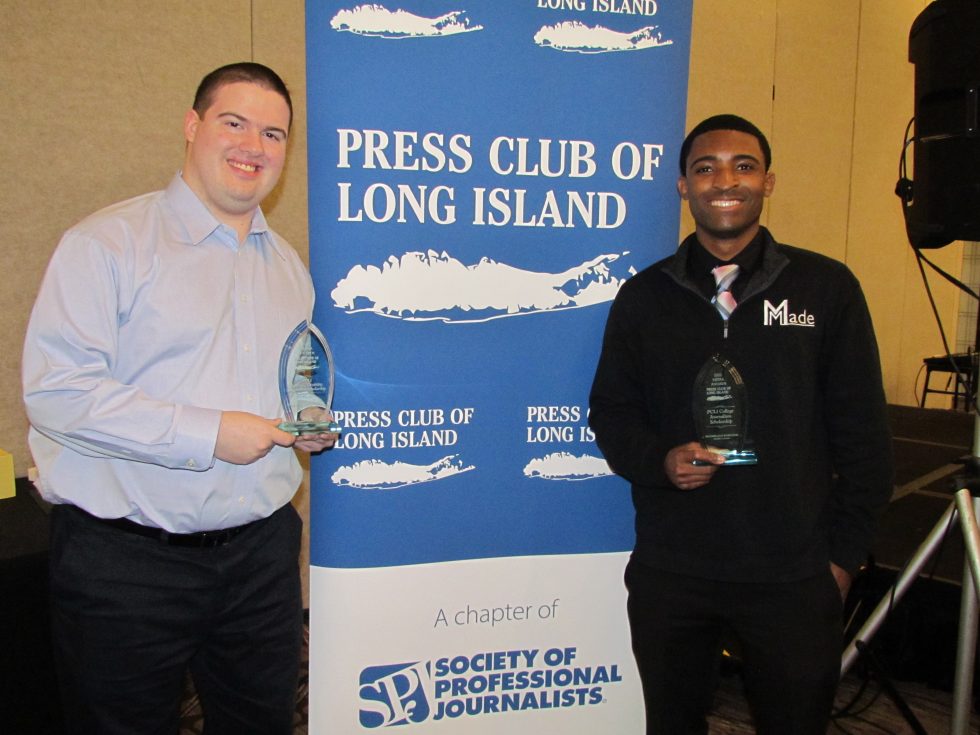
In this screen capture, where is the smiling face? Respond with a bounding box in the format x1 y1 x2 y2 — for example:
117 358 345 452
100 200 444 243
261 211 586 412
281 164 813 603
181 81 290 239
677 129 775 260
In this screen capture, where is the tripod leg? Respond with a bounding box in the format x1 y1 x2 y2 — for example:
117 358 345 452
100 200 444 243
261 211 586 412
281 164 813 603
842 502 958 676
855 640 929 735
953 490 980 598
950 491 980 735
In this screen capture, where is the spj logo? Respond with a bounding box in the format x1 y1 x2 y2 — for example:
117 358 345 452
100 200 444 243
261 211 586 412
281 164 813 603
359 661 433 727
358 646 623 727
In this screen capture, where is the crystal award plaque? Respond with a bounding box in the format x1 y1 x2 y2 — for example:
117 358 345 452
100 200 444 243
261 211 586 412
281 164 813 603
691 354 757 465
278 320 341 436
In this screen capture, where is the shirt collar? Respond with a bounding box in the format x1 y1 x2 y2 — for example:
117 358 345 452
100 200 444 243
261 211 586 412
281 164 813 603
689 229 765 275
685 229 765 300
164 173 286 259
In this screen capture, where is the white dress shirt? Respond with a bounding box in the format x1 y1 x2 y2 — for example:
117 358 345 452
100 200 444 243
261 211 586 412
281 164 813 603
23 174 314 532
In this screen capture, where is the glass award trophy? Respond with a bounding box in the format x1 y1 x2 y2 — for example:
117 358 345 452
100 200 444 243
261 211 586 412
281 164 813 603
278 320 342 436
691 354 757 465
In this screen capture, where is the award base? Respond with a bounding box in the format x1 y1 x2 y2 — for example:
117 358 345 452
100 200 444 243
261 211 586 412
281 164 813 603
278 420 342 437
692 447 758 466
717 448 758 466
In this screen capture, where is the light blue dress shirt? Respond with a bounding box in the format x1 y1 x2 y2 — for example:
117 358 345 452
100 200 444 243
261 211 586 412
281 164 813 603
23 174 315 532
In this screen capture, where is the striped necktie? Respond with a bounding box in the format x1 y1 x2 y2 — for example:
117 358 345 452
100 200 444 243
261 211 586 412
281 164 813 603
711 264 740 320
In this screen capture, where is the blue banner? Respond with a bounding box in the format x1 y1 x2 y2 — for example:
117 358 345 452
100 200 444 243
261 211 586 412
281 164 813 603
307 1 692 571
306 4 692 731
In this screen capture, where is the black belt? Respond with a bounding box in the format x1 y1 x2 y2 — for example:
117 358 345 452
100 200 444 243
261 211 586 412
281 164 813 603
71 506 260 548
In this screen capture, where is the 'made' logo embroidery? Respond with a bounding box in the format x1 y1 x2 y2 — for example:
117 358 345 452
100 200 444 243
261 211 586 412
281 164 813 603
763 299 816 327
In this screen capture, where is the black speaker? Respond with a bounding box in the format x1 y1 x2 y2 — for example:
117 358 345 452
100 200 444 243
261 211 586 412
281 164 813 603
906 0 980 249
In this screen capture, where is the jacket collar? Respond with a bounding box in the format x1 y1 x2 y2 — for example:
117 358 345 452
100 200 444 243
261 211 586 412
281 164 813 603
663 227 789 304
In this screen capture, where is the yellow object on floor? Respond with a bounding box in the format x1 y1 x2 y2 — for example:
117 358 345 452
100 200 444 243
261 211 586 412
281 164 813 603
0 450 14 499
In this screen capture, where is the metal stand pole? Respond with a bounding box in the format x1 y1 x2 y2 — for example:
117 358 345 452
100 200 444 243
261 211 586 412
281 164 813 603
840 502 957 673
950 491 980 734
841 486 980 734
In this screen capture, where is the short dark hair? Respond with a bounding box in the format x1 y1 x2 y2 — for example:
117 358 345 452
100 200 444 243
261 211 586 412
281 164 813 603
679 114 771 175
192 62 293 129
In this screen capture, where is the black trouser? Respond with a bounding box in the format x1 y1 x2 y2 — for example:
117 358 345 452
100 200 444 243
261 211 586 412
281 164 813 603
625 558 842 735
49 503 303 735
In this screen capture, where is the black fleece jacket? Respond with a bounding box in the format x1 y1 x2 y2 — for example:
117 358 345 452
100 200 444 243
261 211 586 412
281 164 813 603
589 228 893 582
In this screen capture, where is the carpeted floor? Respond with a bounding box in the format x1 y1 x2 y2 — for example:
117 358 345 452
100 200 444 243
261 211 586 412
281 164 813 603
709 668 979 734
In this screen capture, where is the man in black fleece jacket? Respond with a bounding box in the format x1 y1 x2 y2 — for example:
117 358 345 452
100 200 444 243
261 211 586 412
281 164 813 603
589 114 893 735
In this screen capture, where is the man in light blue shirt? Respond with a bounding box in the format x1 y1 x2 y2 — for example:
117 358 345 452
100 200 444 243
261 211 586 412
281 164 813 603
22 62 335 735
